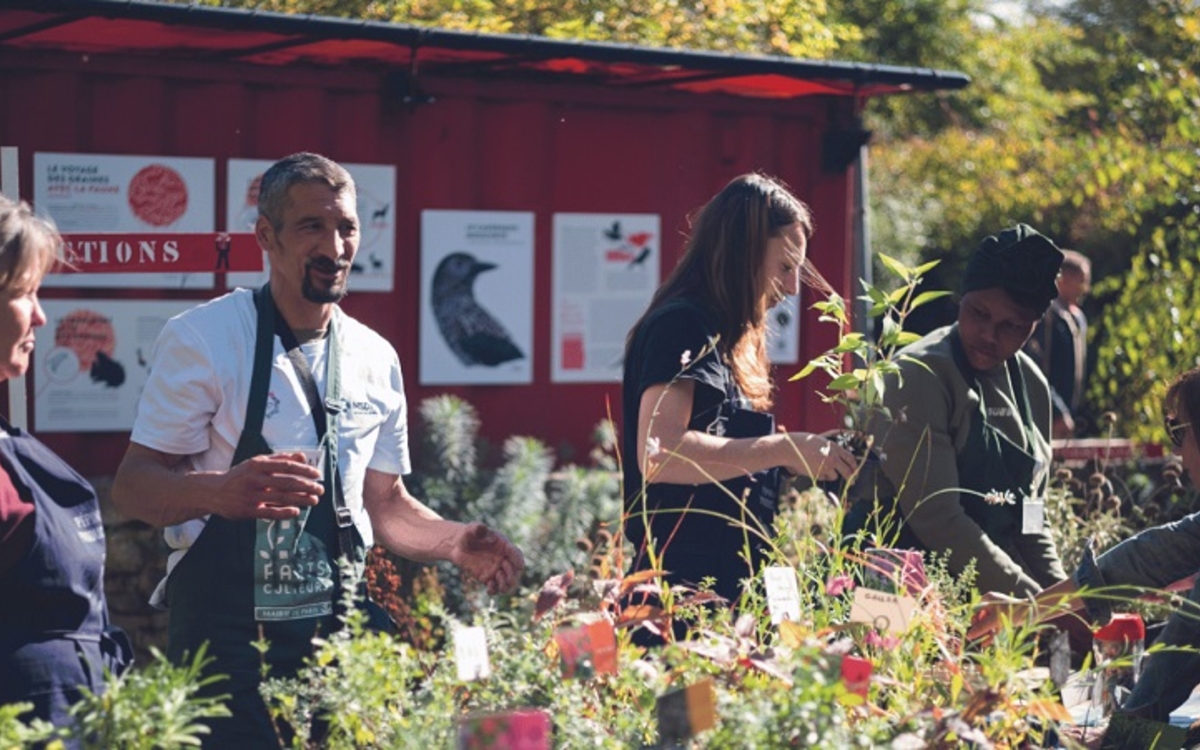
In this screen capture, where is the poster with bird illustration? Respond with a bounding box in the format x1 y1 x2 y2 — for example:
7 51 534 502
551 213 660 383
419 210 534 385
32 299 196 432
224 158 396 292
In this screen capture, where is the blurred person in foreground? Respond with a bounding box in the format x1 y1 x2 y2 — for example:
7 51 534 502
621 173 856 611
843 224 1069 598
0 195 132 741
971 365 1200 728
112 153 523 746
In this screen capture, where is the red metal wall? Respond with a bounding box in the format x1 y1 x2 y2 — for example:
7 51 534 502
0 49 854 476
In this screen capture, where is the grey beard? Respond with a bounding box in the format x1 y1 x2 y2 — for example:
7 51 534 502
302 273 347 304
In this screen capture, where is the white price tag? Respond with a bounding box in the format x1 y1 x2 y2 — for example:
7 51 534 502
1022 500 1046 534
763 566 801 625
453 625 491 682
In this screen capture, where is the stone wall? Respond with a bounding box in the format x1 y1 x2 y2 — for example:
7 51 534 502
94 477 170 666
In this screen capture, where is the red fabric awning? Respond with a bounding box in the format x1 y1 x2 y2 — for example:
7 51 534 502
0 1 969 102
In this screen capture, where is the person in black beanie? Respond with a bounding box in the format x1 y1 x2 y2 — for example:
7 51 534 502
844 224 1068 598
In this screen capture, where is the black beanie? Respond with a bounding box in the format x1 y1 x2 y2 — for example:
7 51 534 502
960 224 1063 315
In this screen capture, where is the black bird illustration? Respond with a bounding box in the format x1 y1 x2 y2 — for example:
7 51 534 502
90 351 126 388
371 203 390 223
603 221 622 241
628 247 652 268
431 252 524 366
370 253 384 270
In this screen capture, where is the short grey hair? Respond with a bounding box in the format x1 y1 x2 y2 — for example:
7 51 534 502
257 152 355 231
0 194 61 292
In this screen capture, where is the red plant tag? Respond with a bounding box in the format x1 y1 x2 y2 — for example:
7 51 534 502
840 655 873 698
457 709 551 750
554 620 618 679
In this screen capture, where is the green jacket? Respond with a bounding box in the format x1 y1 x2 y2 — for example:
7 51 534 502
866 325 1066 596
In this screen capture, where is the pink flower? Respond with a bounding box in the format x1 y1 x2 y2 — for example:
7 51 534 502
864 630 900 650
826 574 855 596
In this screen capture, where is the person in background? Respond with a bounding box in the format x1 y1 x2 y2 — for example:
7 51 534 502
971 365 1200 727
111 153 523 746
0 195 132 741
843 224 1069 598
1025 249 1091 438
622 172 856 610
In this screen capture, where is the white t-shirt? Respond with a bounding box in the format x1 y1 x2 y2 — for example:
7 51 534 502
132 288 411 607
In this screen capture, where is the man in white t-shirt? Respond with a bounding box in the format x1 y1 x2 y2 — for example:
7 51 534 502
112 152 524 747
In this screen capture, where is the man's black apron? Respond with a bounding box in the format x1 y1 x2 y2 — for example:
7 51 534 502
843 333 1041 554
166 285 364 747
0 417 132 745
626 363 782 606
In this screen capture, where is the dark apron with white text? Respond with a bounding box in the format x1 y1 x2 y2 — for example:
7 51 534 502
0 418 132 747
626 367 782 605
166 285 358 748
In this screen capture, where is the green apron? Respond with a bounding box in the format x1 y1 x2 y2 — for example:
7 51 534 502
843 331 1044 555
166 284 362 747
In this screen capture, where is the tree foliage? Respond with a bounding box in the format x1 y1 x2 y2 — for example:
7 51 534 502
164 0 859 58
157 0 1200 440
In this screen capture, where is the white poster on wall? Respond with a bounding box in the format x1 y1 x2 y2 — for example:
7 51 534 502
419 210 534 385
33 152 215 289
33 299 197 432
551 213 660 383
225 159 396 292
768 294 800 365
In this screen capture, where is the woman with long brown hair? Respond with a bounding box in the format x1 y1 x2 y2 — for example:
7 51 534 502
621 173 855 610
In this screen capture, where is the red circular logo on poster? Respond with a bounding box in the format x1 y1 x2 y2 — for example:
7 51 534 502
128 163 188 227
54 309 115 373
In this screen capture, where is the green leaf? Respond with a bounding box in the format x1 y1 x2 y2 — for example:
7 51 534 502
828 374 861 390
789 360 821 381
877 253 912 282
910 290 952 309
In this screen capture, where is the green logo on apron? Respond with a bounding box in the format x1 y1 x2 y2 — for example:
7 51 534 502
254 509 336 621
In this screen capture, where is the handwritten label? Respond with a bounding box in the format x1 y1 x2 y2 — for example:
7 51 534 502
848 587 916 635
453 625 491 682
763 566 801 625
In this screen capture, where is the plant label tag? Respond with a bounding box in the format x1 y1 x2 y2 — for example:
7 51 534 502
657 678 716 743
453 625 491 682
840 655 873 698
457 709 551 750
1022 500 1046 534
554 620 617 679
763 566 801 624
849 587 916 635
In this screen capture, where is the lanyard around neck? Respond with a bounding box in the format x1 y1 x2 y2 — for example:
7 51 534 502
256 284 355 548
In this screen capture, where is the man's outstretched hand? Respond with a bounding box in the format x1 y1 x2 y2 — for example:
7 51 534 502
451 522 525 595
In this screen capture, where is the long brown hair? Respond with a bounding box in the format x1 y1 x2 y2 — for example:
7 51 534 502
627 173 815 410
